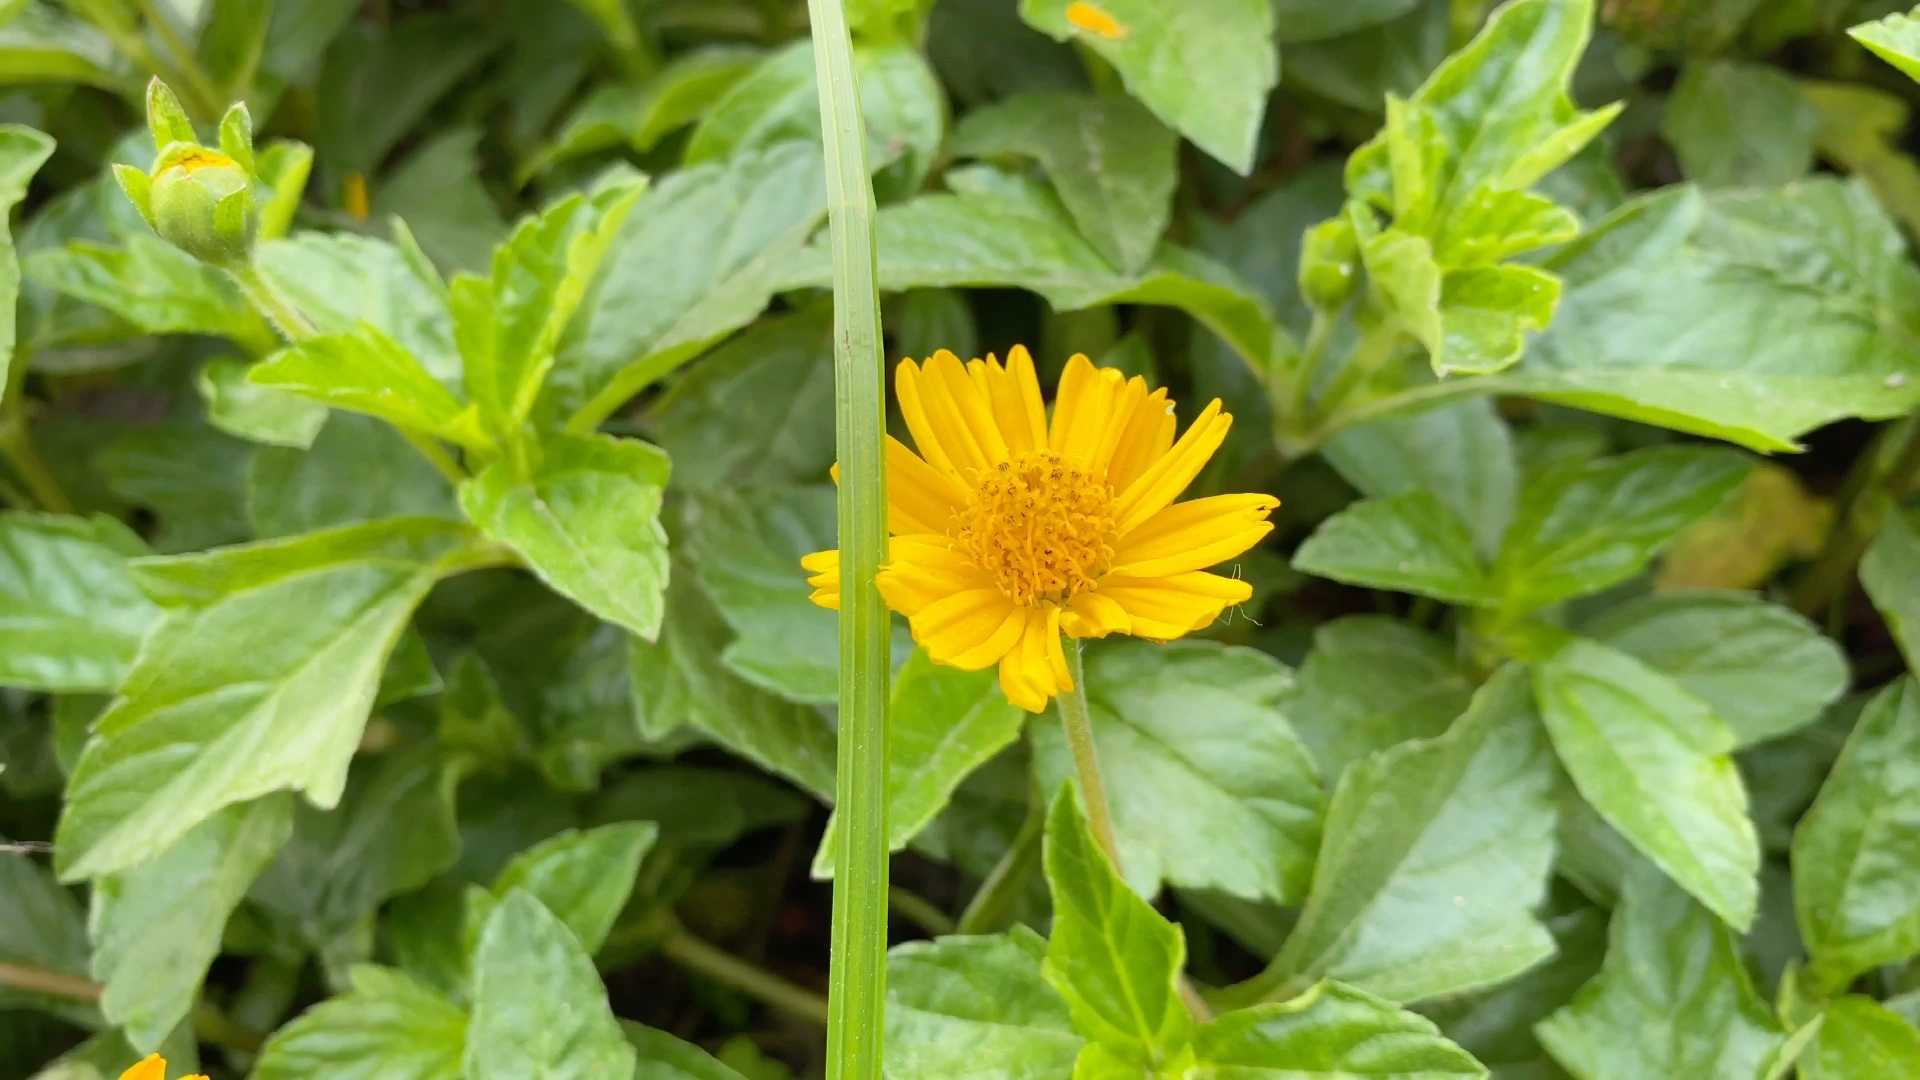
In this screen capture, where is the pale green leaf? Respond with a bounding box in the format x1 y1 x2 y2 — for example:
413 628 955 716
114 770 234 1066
489 822 656 955
628 1023 753 1080
1031 640 1323 903
460 433 671 640
90 795 291 1052
1042 785 1193 1067
1792 677 1920 991
1536 867 1791 1080
1286 615 1474 785
1800 996 1920 1080
1663 60 1817 188
1533 639 1759 930
0 512 157 693
54 517 485 881
1436 263 1559 376
0 125 53 403
254 965 466 1080
466 889 636 1080
886 928 1083 1078
1019 0 1275 173
1581 591 1848 747
1193 981 1486 1078
1245 667 1556 1006
25 234 274 354
0 2 120 90
254 232 462 388
1851 9 1920 84
248 323 479 447
198 357 329 449
954 91 1177 273
1322 397 1516 558
1292 490 1498 606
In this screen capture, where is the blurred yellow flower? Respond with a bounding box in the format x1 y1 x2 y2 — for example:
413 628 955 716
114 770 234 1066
119 1054 207 1080
804 349 1275 712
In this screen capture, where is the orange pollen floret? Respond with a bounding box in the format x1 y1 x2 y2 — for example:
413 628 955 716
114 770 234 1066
956 450 1116 607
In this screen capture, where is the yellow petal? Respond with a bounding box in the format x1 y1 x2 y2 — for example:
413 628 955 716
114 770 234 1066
119 1057 166 1080
1092 571 1253 640
912 588 1022 669
1061 590 1131 639
878 538 991 616
896 356 967 479
997 605 1065 712
926 349 1008 467
1106 386 1177 494
948 603 1029 668
1112 493 1279 577
885 436 969 535
802 548 840 610
1049 354 1126 466
1087 375 1151 479
1113 400 1233 535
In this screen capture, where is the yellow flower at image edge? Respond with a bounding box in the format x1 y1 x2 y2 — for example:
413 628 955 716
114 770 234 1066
803 349 1276 712
120 1054 208 1080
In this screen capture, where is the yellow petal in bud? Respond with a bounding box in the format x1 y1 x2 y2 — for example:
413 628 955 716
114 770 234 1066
344 171 370 222
1065 0 1127 39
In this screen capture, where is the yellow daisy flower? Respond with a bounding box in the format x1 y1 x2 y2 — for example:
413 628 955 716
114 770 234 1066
120 1054 207 1080
803 348 1276 712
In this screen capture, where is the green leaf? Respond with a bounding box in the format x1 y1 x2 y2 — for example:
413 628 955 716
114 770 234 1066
1435 263 1559 376
629 573 837 798
1851 8 1920 84
372 128 509 277
628 1023 753 1080
314 12 497 178
198 357 329 449
1292 490 1498 606
550 141 827 428
526 47 761 179
1322 397 1516 558
1244 667 1555 1006
97 420 254 555
1493 180 1920 451
254 964 466 1080
247 412 458 540
813 650 1026 876
1286 615 1474 785
0 512 157 692
779 168 1283 375
249 324 480 448
1031 640 1323 903
1042 785 1194 1068
885 928 1083 1077
487 822 656 955
461 433 671 640
0 2 120 89
90 795 291 1052
454 178 643 441
685 38 944 188
1581 591 1847 747
249 747 459 957
0 125 52 403
465 889 636 1080
1862 509 1920 671
1800 996 1920 1080
254 232 462 387
1536 866 1793 1080
1272 0 1419 43
649 309 835 493
1533 638 1759 930
1662 60 1817 188
1193 982 1485 1077
54 517 485 881
1019 0 1274 173
1792 677 1920 991
25 235 274 354
954 91 1177 274
0 855 90 1020
1420 906 1609 1073
1490 446 1750 616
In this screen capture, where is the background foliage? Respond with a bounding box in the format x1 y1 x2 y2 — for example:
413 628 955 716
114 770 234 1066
5 0 1920 1077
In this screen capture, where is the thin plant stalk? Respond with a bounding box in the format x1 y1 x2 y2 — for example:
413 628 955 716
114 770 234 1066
806 1 891 1078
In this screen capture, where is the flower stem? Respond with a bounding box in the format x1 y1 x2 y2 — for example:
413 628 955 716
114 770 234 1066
1058 640 1122 868
0 409 74 514
0 960 264 1051
806 0 891 1077
888 886 955 936
663 929 831 1026
955 795 1044 935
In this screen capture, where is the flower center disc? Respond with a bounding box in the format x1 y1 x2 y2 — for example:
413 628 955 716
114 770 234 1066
957 451 1116 606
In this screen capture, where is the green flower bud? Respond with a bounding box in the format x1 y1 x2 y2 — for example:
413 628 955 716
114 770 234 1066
148 146 258 269
1299 216 1360 315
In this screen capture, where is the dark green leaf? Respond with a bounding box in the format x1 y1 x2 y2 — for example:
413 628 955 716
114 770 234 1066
1042 785 1193 1068
1793 678 1920 992
1193 981 1485 1077
55 518 485 881
1019 0 1275 173
1286 615 1472 787
1533 639 1759 929
0 856 91 1020
1322 398 1516 557
0 125 53 401
1272 0 1420 43
465 889 636 1080
527 47 761 179
247 413 458 540
1861 508 1920 671
1581 591 1847 747
0 512 157 692
91 795 292 1052
1536 867 1794 1080
1292 490 1497 605
885 928 1083 1078
1421 907 1608 1072
372 128 508 277
254 965 466 1080
24 235 274 354
628 1023 753 1080
487 822 656 955
1031 640 1323 903
1662 60 1817 188
314 12 498 177
1240 667 1555 1006
96 420 255 554
954 92 1177 274
461 433 671 640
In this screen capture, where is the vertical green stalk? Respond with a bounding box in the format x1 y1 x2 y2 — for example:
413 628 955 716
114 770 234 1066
1058 642 1122 867
806 2 890 1079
